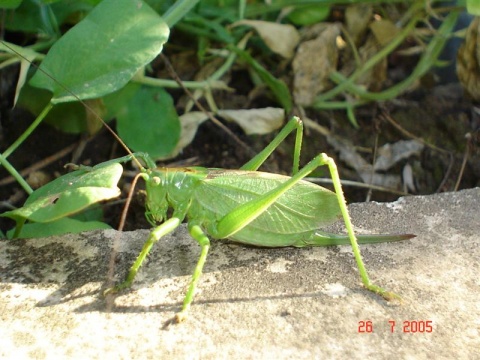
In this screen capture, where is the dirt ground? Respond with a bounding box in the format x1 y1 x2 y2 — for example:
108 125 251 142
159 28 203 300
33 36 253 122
1 73 479 234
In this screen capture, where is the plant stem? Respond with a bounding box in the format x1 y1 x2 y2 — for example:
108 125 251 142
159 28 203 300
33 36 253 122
314 7 422 104
327 11 460 101
3 102 54 159
0 153 33 194
137 76 230 90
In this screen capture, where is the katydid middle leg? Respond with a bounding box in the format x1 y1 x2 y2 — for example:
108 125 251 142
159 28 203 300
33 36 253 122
216 153 400 301
97 152 156 170
175 224 211 323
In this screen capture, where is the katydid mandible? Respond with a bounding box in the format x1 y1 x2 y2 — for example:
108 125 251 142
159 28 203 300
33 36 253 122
101 117 414 322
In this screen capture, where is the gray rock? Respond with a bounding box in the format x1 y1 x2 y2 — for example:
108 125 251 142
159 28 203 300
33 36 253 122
1 188 479 359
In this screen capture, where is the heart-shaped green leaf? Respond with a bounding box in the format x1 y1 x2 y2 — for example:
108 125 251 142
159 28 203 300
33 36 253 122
29 0 170 103
105 83 180 159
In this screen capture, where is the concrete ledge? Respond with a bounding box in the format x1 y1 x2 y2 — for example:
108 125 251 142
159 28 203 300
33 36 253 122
1 188 479 358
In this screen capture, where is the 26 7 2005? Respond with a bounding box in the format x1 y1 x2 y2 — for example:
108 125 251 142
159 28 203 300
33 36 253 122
358 320 433 333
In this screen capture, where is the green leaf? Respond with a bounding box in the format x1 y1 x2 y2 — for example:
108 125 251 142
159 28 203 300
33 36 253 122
106 84 181 159
14 187 120 223
6 217 112 239
3 0 95 33
2 163 123 223
0 41 40 106
0 0 22 9
467 0 480 15
287 5 330 26
71 205 105 223
29 0 170 103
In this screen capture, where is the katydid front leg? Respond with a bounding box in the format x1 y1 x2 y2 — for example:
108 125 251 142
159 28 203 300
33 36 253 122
104 217 211 323
104 217 181 294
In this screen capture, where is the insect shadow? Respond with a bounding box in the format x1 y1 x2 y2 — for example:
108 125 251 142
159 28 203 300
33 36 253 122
2 225 365 314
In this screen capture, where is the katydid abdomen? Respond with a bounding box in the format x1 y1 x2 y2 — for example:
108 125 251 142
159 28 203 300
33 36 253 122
194 170 340 247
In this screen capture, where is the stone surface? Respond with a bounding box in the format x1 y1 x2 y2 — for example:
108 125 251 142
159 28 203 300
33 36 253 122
1 188 479 359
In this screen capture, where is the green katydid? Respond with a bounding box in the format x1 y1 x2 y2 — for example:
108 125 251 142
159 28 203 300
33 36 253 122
97 117 414 322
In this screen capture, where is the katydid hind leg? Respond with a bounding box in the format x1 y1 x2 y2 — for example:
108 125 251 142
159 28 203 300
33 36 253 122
221 152 401 301
240 116 303 174
175 224 211 323
104 217 181 294
313 154 401 301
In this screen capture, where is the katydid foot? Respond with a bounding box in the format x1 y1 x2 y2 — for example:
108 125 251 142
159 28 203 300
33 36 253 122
364 283 402 303
175 310 189 323
103 279 134 296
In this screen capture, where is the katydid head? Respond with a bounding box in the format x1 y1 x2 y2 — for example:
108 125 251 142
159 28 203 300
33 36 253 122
143 167 207 226
144 172 169 225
